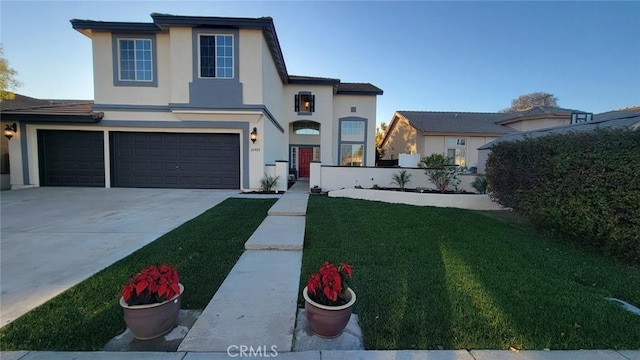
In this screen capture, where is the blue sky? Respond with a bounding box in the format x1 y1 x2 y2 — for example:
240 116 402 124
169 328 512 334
1 1 639 126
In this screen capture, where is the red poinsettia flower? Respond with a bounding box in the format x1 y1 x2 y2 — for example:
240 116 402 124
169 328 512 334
305 261 353 306
122 264 180 306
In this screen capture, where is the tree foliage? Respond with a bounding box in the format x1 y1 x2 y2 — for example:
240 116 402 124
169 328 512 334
502 92 558 112
419 153 460 193
485 128 640 264
375 122 388 160
0 44 21 101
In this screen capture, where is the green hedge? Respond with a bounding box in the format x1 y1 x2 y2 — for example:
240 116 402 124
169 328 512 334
486 128 640 264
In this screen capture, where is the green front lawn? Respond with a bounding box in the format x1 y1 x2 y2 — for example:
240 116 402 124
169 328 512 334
300 196 640 350
0 198 276 351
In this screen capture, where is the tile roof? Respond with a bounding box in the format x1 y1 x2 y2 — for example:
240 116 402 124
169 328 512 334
478 108 640 150
396 111 518 135
1 94 102 122
497 105 588 124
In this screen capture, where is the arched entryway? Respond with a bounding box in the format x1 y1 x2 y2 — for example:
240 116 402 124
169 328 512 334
289 120 321 178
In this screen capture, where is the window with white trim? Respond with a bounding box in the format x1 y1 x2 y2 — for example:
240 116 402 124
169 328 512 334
199 35 234 78
118 39 152 81
446 137 467 166
341 144 364 167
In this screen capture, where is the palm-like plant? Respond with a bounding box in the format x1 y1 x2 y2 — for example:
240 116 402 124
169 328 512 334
259 173 280 191
391 170 412 191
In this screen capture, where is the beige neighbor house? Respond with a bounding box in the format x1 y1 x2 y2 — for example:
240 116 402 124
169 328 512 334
380 106 590 171
477 107 640 173
1 13 382 191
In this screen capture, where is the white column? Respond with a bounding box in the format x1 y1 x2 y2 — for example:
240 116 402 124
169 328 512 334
310 161 321 191
275 160 288 192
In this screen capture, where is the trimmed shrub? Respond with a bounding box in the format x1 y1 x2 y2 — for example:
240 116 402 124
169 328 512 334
486 128 640 264
420 153 461 193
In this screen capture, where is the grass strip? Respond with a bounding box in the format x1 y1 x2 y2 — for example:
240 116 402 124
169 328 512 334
0 198 276 351
300 196 640 350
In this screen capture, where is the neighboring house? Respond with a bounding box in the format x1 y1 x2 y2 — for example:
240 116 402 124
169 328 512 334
380 106 588 170
3 13 382 190
477 107 640 173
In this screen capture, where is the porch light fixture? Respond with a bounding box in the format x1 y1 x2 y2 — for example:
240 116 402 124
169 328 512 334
4 123 17 140
250 127 258 143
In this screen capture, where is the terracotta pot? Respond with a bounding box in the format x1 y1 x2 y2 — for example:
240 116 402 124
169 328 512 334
119 283 184 340
303 286 356 338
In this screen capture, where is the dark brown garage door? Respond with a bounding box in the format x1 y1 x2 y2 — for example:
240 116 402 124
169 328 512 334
110 132 240 189
37 130 105 187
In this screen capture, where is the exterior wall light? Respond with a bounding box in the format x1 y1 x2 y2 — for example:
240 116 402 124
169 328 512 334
250 127 257 144
4 123 17 140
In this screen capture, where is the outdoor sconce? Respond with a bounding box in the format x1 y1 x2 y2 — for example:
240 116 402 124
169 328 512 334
4 123 17 140
250 127 257 144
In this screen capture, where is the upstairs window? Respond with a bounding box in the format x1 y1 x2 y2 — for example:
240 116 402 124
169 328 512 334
294 92 315 114
199 35 234 78
118 39 152 82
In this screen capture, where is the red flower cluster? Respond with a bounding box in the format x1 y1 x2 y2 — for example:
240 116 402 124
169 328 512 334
306 262 353 306
122 264 181 306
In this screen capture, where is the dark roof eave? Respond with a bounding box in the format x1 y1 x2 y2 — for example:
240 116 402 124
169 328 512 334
336 90 384 96
1 112 104 123
70 19 160 32
150 13 274 28
289 78 341 86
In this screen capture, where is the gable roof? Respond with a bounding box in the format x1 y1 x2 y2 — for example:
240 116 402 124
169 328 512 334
0 94 53 111
394 111 519 135
478 107 640 150
497 105 588 124
70 14 382 95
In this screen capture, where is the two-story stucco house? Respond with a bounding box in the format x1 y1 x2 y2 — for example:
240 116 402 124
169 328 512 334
3 13 382 190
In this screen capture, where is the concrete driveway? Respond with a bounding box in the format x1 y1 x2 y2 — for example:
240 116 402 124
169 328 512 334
0 187 237 328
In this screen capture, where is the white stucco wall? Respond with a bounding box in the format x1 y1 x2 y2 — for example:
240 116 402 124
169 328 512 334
329 189 504 210
92 32 171 105
422 135 498 168
317 166 479 192
259 31 286 169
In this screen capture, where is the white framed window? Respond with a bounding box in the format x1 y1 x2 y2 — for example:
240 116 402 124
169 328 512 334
340 121 365 142
118 39 153 81
199 34 234 79
447 148 466 167
313 147 321 161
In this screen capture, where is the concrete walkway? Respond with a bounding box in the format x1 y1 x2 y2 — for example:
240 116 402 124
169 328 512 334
3 349 639 359
177 180 309 352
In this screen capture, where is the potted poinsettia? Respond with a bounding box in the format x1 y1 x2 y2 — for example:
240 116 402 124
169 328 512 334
119 264 184 340
302 261 355 338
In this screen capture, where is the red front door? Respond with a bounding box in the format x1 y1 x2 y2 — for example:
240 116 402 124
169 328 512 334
299 148 313 178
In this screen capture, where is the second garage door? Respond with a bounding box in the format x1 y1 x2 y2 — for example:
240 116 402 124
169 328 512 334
110 132 240 189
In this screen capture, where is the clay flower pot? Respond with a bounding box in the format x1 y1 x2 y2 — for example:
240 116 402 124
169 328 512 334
303 286 356 338
119 283 184 340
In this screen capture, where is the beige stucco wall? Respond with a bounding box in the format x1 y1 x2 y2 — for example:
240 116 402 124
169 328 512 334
93 32 171 105
282 85 334 164
169 27 192 104
239 29 263 105
504 117 569 132
333 95 377 167
382 116 417 160
259 32 286 166
421 134 498 168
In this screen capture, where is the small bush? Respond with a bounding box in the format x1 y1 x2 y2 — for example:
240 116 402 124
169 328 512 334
471 174 489 194
485 128 640 264
420 153 461 193
391 170 412 190
259 173 279 191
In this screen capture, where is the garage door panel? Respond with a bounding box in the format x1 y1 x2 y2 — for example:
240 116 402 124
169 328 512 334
38 130 105 187
111 132 239 189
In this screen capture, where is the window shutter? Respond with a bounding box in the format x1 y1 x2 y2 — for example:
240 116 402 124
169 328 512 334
310 95 315 112
294 94 299 112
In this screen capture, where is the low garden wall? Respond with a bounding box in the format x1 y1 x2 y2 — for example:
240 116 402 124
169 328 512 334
328 188 505 210
312 164 478 193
